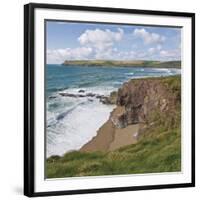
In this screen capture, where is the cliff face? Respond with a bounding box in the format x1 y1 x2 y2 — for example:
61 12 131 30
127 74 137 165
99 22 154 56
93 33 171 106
111 76 181 129
81 75 181 152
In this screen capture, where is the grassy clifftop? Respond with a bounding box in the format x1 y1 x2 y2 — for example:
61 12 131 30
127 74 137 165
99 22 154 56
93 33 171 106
47 129 180 178
46 75 181 178
62 60 181 68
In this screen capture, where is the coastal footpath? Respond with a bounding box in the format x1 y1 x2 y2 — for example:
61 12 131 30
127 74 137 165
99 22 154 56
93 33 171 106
62 60 181 68
47 75 181 178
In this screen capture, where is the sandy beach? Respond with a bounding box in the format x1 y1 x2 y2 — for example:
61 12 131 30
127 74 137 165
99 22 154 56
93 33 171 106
109 124 139 151
80 106 140 152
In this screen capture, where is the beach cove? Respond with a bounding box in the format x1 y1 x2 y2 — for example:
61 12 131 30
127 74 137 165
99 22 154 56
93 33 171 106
46 64 181 157
46 72 181 178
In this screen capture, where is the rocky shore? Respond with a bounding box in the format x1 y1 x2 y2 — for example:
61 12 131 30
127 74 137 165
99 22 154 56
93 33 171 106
81 75 181 152
52 90 117 105
47 75 181 178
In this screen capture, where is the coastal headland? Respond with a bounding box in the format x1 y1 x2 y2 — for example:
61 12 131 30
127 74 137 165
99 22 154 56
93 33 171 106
62 60 181 68
47 75 181 178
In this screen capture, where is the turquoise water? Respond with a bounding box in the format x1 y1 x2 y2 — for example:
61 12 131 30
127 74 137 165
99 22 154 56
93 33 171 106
46 64 181 157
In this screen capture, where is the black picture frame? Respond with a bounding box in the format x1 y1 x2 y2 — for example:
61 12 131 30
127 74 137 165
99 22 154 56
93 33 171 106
24 3 195 197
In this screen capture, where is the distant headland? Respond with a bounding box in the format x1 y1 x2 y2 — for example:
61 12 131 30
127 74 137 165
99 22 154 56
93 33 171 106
62 60 181 68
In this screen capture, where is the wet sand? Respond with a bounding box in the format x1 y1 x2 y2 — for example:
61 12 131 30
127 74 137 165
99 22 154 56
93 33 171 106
80 107 140 152
109 124 139 151
80 118 115 152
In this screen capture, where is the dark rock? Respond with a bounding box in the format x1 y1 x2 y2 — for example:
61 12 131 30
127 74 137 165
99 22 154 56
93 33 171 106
59 92 97 98
96 95 104 99
99 96 110 104
78 89 85 93
59 93 78 97
78 94 85 97
86 93 96 97
98 91 117 105
59 93 87 98
111 77 180 128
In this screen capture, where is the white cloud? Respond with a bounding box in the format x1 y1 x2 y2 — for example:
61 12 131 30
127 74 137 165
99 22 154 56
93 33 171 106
159 49 181 60
47 28 125 63
78 28 124 51
148 45 162 54
47 27 180 63
148 47 156 54
47 47 93 64
116 50 137 60
133 28 165 45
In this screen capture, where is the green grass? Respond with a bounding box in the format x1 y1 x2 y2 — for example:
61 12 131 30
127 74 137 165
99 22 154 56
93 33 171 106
46 76 181 178
47 127 181 178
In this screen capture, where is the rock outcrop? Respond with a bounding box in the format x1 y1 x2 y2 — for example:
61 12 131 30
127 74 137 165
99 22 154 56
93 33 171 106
99 91 117 105
111 76 180 128
81 75 181 152
59 91 117 105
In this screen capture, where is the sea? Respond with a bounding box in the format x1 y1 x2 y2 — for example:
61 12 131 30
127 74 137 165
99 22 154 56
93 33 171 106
46 64 181 157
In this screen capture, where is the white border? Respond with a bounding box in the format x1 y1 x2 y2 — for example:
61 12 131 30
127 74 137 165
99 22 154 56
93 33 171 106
34 8 192 193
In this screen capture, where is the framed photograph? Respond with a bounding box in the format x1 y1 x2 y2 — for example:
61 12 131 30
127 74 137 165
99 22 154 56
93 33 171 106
24 3 195 197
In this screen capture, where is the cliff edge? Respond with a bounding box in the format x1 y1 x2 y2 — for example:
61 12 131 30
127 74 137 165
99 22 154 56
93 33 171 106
81 75 181 152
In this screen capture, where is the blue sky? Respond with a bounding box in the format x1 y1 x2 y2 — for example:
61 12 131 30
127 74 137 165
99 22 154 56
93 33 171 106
46 21 181 64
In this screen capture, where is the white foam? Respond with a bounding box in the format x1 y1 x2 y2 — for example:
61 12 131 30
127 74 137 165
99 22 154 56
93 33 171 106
152 68 181 74
125 72 135 75
61 86 116 96
153 68 170 71
47 98 115 157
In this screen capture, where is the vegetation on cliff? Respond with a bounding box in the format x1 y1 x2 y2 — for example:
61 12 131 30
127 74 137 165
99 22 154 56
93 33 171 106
46 75 181 178
62 60 181 68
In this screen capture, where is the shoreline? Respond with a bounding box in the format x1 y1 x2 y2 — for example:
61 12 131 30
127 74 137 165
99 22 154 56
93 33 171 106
80 106 141 152
80 74 181 153
47 74 181 158
46 75 181 178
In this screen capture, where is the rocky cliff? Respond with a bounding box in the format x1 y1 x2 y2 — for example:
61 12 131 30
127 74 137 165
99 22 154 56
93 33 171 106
112 76 181 129
81 75 181 152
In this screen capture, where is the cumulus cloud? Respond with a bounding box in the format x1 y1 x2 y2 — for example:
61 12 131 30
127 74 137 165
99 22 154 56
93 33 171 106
77 28 124 59
159 49 181 60
148 45 162 54
116 50 137 60
47 26 180 63
47 28 125 63
78 28 123 50
47 47 93 64
133 28 165 45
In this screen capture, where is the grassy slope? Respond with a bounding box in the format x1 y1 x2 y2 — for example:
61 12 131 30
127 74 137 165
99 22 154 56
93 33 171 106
62 60 181 68
46 76 181 178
